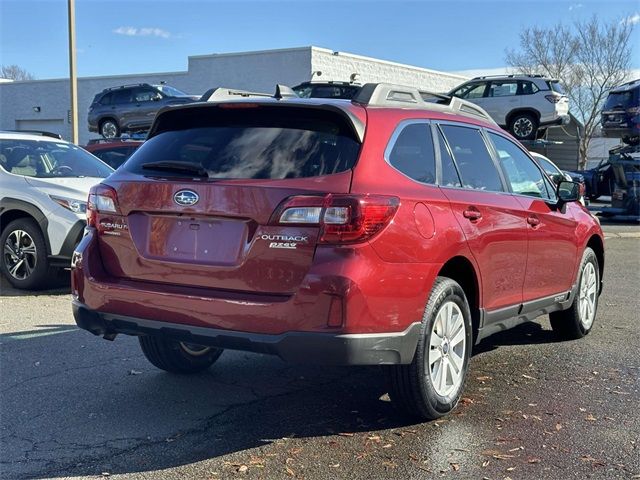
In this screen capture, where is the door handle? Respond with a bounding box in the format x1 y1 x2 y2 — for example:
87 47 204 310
463 207 482 221
527 215 540 227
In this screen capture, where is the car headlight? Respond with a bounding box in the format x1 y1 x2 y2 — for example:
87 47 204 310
50 195 87 214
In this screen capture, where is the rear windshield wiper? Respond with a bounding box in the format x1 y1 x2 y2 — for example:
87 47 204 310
141 161 209 178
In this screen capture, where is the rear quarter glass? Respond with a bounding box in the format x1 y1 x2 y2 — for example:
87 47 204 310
124 106 362 180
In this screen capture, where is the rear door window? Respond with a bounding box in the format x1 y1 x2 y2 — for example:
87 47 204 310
386 122 436 184
488 81 518 97
111 89 132 104
435 128 462 187
440 125 504 192
124 106 361 180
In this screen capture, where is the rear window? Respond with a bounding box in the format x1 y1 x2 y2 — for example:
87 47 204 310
603 90 637 110
547 81 565 94
124 106 361 180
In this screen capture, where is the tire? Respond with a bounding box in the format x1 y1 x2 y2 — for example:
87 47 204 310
139 335 223 374
0 218 52 290
99 119 120 139
550 247 599 340
509 113 538 140
386 277 473 420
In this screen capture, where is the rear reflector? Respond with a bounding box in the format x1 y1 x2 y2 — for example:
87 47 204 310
272 194 399 244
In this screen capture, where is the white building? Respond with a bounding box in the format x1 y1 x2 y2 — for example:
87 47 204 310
0 46 467 144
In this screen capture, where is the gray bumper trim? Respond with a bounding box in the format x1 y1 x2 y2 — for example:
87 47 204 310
72 301 421 366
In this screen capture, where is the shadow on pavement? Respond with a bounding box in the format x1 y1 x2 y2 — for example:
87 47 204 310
1 314 563 479
0 326 414 479
473 320 559 355
0 272 71 297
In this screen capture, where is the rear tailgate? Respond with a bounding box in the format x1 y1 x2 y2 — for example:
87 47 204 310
92 102 365 295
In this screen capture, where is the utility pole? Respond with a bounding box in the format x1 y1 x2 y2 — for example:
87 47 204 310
67 0 78 144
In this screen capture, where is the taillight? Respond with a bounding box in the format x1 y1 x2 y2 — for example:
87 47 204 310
272 194 399 244
545 94 562 103
86 184 119 227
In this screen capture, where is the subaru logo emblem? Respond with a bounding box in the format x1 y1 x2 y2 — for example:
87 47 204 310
174 190 199 206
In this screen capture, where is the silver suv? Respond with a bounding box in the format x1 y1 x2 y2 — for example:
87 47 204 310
88 83 198 139
448 75 569 140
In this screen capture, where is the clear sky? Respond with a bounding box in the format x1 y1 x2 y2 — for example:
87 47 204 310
1 0 639 80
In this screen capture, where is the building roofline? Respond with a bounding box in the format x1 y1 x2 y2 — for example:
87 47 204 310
0 70 189 86
309 46 468 81
188 46 313 60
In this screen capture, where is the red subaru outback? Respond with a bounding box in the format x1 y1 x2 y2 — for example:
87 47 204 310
72 84 604 419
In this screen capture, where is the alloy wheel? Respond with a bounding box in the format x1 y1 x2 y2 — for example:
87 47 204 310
578 262 597 329
3 230 37 280
428 301 466 397
179 342 212 356
101 121 117 139
513 117 534 138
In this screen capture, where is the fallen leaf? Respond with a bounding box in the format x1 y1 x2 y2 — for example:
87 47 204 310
528 458 541 464
482 460 490 467
285 466 295 476
382 443 393 448
128 369 142 375
585 414 597 421
522 374 536 380
237 465 248 473
508 446 524 452
555 423 563 431
506 466 516 471
450 463 460 471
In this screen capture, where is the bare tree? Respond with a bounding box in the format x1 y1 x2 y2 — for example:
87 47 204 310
506 16 634 169
0 65 35 81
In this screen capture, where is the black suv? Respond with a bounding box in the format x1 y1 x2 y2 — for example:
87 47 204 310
88 83 198 139
601 79 640 146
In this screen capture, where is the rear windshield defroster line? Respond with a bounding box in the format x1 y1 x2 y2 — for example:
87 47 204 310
125 106 362 180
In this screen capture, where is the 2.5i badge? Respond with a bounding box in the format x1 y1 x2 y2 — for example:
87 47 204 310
261 234 308 250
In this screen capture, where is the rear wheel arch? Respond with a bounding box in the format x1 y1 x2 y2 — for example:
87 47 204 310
506 108 541 125
437 256 481 340
586 234 604 293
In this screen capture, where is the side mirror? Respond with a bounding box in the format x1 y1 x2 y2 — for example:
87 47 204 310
557 180 580 203
550 173 564 185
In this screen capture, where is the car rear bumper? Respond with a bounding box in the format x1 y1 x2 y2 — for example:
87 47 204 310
72 300 421 365
71 228 433 365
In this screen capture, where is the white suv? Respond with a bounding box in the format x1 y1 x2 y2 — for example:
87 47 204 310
0 131 113 289
448 75 569 140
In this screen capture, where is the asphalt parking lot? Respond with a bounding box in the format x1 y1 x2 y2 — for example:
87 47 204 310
1 223 639 480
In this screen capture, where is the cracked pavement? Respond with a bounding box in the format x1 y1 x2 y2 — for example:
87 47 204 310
0 223 638 479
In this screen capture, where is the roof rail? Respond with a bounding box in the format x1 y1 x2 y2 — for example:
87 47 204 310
471 73 546 80
4 130 63 140
102 83 151 92
352 83 497 125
